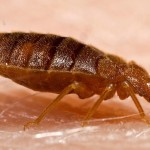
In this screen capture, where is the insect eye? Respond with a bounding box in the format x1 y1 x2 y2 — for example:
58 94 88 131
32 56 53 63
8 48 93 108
146 77 150 87
147 82 150 88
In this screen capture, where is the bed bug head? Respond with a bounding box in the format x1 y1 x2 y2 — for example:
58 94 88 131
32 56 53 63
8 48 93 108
125 61 150 102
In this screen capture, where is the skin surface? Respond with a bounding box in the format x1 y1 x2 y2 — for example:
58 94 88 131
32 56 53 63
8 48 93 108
0 0 150 150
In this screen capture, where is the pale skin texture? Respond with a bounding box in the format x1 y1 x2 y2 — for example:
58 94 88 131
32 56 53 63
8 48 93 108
0 0 150 149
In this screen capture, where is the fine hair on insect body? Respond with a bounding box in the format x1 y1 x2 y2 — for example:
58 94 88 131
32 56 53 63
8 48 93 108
0 32 150 130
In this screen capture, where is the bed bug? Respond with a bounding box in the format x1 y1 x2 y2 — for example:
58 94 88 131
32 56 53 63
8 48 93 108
0 32 150 130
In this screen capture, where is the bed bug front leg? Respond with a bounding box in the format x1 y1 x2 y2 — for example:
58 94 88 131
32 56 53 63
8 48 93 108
82 83 115 126
24 82 82 130
122 81 150 125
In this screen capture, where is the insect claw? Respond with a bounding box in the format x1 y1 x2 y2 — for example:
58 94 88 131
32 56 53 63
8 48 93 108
23 120 38 131
141 116 150 127
81 121 88 127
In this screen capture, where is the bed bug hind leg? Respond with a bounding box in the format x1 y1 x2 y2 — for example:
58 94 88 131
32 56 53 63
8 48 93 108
122 81 150 126
24 82 80 130
82 84 115 126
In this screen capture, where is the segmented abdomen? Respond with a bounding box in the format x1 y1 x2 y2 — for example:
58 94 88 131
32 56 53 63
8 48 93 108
0 33 105 74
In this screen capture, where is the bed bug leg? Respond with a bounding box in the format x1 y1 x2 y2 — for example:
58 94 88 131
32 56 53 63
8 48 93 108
122 81 150 125
81 84 115 126
24 82 80 130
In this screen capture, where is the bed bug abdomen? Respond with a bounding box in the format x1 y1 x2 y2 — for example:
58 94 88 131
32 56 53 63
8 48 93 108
28 34 65 69
48 37 85 71
0 33 23 64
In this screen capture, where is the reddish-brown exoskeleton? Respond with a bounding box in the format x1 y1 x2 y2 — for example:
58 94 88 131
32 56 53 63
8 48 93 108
0 32 150 129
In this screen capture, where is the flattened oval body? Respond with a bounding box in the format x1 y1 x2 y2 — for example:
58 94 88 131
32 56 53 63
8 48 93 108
0 33 109 94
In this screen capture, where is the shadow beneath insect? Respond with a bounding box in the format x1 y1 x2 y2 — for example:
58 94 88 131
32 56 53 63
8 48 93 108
57 95 138 119
0 91 143 131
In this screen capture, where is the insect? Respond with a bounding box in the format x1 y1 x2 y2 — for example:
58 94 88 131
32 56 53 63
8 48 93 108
0 32 150 130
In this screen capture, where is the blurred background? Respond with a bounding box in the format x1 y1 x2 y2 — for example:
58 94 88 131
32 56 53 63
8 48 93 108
0 0 150 150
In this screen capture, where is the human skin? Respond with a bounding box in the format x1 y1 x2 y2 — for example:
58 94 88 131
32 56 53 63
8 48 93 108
0 0 150 150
